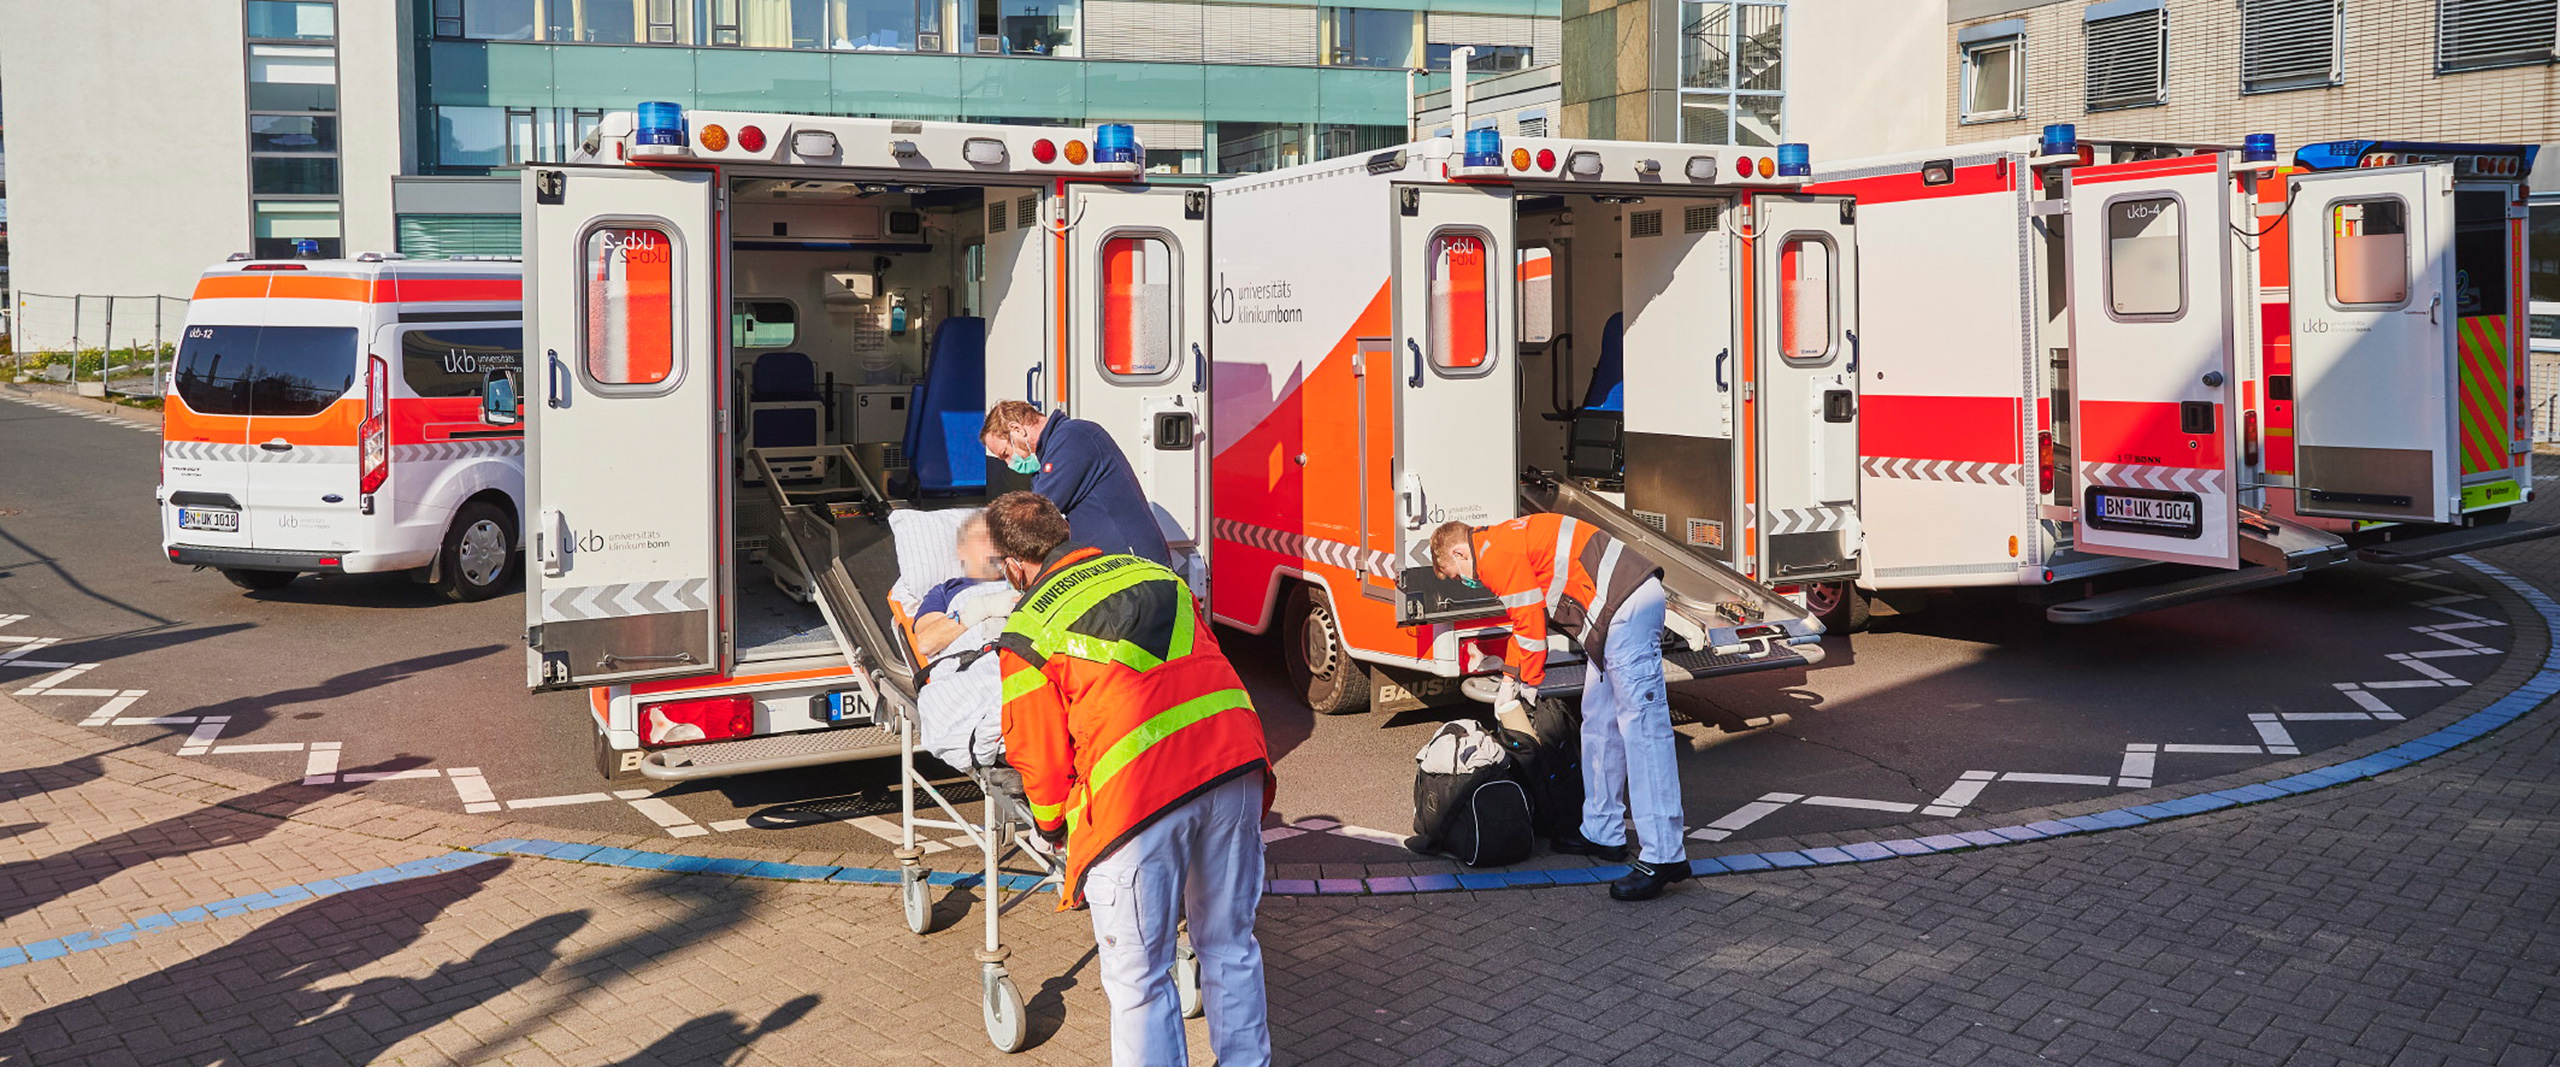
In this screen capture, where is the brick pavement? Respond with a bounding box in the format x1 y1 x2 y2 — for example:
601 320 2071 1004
1 537 2556 1063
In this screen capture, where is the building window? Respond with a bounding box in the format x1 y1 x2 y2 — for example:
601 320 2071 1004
1679 0 1785 146
2437 0 2560 73
2084 1 2168 112
397 214 524 258
1425 43 1532 72
248 114 336 155
433 0 536 39
1323 8 1422 68
245 5 338 258
247 1 336 39
1958 28 2024 122
2242 0 2344 92
2530 200 2560 345
247 44 338 111
977 0 1077 54
254 201 343 260
252 157 339 196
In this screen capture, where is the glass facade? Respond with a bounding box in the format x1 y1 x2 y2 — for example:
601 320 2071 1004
1678 0 1784 146
250 3 340 257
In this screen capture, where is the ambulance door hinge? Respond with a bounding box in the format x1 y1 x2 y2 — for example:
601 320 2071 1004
718 409 729 433
1742 381 1756 402
2030 200 2069 218
1838 200 1854 225
716 186 729 210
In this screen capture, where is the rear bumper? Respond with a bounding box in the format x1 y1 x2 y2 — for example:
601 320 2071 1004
166 545 348 574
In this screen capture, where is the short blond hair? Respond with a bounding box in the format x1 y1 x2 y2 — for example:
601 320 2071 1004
1429 521 1475 571
981 400 1043 442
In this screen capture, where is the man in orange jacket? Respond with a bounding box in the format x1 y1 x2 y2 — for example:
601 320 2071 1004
990 491 1274 1066
1432 514 1691 901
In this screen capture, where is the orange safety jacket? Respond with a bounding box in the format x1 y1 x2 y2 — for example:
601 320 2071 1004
997 546 1273 907
1472 514 1664 689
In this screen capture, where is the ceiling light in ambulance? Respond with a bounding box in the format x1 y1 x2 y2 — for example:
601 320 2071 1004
1463 128 1503 168
1031 138 1058 164
1095 123 1140 164
1776 143 1809 177
737 125 767 152
793 130 839 157
1566 151 1602 177
1684 156 1716 181
2039 123 2076 158
1064 139 1089 165
698 124 730 151
636 101 687 147
964 137 1009 166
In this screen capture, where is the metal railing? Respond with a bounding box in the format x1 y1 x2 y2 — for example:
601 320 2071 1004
4 292 191 399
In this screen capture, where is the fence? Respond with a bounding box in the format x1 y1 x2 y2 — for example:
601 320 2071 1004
4 292 192 399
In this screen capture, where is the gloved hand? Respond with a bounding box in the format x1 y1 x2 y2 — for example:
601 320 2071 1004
1495 676 1539 710
957 592 1017 630
1038 822 1069 848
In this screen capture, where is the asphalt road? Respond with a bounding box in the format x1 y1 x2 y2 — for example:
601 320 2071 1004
0 388 2508 865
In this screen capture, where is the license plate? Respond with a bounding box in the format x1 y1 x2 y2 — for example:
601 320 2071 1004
176 507 239 533
2091 492 2197 534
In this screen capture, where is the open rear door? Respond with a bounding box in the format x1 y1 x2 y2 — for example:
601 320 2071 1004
523 165 724 690
2285 165 2457 523
1749 194 1861 583
2066 159 2242 569
1065 184 1212 590
1391 183 1516 623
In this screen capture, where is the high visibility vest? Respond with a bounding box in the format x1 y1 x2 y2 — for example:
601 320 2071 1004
997 546 1273 907
1473 514 1664 689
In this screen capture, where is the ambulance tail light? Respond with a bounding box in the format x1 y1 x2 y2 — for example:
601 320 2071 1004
358 356 390 495
1463 128 1503 169
2243 410 2261 467
640 695 755 747
635 101 687 147
2037 430 2055 495
1031 138 1057 164
736 124 767 152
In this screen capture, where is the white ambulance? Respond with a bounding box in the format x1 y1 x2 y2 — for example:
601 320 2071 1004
523 105 1212 781
1802 129 2548 628
160 255 526 600
1206 78 1831 715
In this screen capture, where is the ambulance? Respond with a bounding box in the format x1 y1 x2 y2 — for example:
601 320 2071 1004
521 105 1215 781
1206 69 1831 715
1803 128 2548 627
159 254 526 601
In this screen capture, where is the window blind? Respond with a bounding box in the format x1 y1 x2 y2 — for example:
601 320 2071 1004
2242 0 2342 91
2085 6 2167 111
2437 0 2558 72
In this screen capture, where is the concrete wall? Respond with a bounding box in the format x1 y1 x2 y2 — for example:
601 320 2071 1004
338 0 415 257
0 1 250 349
1788 0 1949 159
1559 0 1672 139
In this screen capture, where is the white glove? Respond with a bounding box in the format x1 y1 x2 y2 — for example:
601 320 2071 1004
1494 677 1538 710
956 591 1017 630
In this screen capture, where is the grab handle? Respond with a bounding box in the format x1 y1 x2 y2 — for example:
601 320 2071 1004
1714 348 1730 393
1023 364 1045 411
1845 329 1859 372
1407 339 1424 388
1191 342 1206 393
545 349 568 409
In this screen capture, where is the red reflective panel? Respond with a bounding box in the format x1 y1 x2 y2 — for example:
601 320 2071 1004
1431 233 1489 370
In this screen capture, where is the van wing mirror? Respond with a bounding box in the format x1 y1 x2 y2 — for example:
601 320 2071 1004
482 371 522 426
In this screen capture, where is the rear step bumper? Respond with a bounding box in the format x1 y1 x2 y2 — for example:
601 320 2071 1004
2353 520 2560 566
168 545 348 573
640 723 901 781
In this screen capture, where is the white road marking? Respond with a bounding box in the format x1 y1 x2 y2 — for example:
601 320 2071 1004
2118 745 2158 786
507 792 615 809
2248 714 2299 753
340 768 444 782
174 717 232 756
626 797 708 838
1798 795 1921 813
13 664 101 694
78 691 152 727
209 742 304 754
2161 744 2264 754
448 767 497 812
1998 772 2116 787
302 743 342 785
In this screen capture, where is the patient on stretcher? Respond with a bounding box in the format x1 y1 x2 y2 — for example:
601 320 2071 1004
890 510 1018 770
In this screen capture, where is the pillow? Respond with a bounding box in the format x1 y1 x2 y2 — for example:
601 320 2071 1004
888 507 983 609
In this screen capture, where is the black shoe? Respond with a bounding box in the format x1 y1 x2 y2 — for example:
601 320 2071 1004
1609 860 1692 901
1550 832 1629 862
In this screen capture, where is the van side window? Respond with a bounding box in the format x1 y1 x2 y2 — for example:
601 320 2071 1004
403 328 525 398
1100 234 1175 379
731 300 797 349
584 225 677 386
1429 231 1492 372
2331 198 2411 307
2104 197 2185 319
1517 247 1553 346
1778 236 1835 362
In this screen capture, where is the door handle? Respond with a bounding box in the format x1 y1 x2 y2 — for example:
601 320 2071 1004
1714 348 1730 393
1191 342 1206 393
538 508 566 576
1024 364 1045 410
545 349 567 409
2428 294 2442 325
1407 339 1424 388
259 438 292 452
1844 329 1859 373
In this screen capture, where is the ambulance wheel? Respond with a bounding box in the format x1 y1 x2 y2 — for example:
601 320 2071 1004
983 969 1028 1053
1284 586 1369 715
901 867 933 934
221 568 297 592
1175 942 1203 1019
1805 581 1870 635
433 501 516 603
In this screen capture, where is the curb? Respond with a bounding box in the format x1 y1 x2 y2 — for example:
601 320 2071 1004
0 382 163 427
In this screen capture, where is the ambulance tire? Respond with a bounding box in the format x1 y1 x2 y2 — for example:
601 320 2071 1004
221 568 297 592
1284 586 1370 715
432 502 517 603
1806 580 1871 634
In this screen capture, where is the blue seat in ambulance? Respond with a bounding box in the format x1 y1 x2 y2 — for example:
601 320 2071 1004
1565 314 1625 482
747 352 827 480
902 317 987 496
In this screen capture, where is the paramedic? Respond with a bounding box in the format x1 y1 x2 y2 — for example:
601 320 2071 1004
989 491 1273 1067
912 514 1011 659
981 400 1174 567
1431 516 1691 902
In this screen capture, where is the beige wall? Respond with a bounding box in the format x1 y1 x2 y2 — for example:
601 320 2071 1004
1946 0 2558 184
1789 0 1950 158
0 1 250 346
338 0 416 257
1560 0 1671 139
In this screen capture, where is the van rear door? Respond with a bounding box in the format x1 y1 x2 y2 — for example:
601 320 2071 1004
523 165 725 690
1389 182 1516 624
1063 184 1211 590
241 315 366 555
1748 194 1862 584
164 317 262 552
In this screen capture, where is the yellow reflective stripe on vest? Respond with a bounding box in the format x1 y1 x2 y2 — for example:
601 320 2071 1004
1085 688 1253 799
1002 666 1050 703
1029 797 1067 824
1017 557 1200 673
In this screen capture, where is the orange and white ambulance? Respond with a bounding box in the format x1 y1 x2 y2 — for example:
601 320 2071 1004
1802 129 2546 627
1205 91 1831 715
160 254 526 600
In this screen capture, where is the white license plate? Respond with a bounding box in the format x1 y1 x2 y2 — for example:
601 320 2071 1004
2095 493 2196 530
177 507 240 533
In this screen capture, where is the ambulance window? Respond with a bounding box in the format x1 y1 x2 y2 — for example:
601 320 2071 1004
173 326 259 417
1778 236 1835 362
1429 230 1493 373
2104 196 2186 319
582 225 679 388
2330 198 2410 308
246 327 362 417
731 300 797 350
402 327 525 399
1517 247 1554 346
1099 234 1176 380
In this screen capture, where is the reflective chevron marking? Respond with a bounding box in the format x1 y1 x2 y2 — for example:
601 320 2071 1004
161 440 360 465
1763 505 1853 536
392 438 524 462
1212 518 1395 578
2079 461 2225 495
1859 456 2023 486
540 577 713 622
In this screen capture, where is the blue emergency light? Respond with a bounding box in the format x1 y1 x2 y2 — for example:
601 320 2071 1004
1776 143 1810 177
293 238 321 258
636 101 688 147
1095 123 1139 164
2242 133 2277 164
2040 123 2077 158
1463 127 1503 168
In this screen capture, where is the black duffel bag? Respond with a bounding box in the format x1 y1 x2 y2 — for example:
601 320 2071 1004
1408 719 1535 867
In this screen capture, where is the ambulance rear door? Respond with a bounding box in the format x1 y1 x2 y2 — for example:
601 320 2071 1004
1064 183 1211 591
522 164 726 690
1748 194 1861 583
2284 166 2458 523
1391 182 1516 624
2066 158 2243 569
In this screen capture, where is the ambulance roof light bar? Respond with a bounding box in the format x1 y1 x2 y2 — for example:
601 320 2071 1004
2291 138 2538 180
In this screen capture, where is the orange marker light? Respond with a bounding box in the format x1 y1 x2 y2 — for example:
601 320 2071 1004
2008 535 2020 558
1511 148 1531 171
1757 156 1775 178
699 124 730 151
1064 139 1089 165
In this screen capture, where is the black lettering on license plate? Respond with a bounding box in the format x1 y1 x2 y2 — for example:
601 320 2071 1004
2083 487 2205 540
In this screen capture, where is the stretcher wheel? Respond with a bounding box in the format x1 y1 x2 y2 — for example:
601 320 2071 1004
1175 941 1203 1019
901 868 933 935
983 968 1029 1053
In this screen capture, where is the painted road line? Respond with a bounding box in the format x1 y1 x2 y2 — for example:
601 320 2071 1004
209 743 306 754
2160 744 2264 754
112 716 198 726
1690 795 1798 841
78 691 152 727
1798 795 1922 813
2388 654 2470 684
12 664 101 695
506 792 615 809
2248 714 2300 754
1919 771 1997 817
2118 744 2157 788
850 815 904 843
0 638 64 665
709 819 754 833
301 742 342 785
446 767 499 813
340 768 444 783
2281 711 2401 722
0 614 25 628
173 717 233 757
1998 772 2116 787
2335 683 2397 714
625 797 709 838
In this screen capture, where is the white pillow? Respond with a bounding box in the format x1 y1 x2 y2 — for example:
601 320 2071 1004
888 507 983 610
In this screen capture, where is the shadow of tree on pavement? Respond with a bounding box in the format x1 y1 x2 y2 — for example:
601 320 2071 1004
604 993 820 1066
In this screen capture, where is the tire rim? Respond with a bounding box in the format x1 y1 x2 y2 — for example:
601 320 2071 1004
1299 603 1341 682
457 519 509 586
1804 582 1843 616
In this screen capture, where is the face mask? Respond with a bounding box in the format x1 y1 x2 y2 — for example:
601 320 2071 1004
1460 577 1483 590
1007 454 1041 475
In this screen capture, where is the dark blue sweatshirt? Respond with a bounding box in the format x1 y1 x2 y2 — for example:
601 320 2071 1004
1032 416 1174 567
